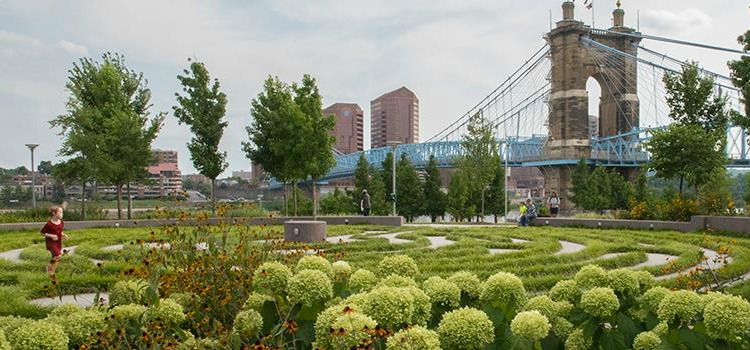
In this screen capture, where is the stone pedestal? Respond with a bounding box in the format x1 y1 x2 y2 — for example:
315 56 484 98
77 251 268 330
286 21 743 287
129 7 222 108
284 221 327 243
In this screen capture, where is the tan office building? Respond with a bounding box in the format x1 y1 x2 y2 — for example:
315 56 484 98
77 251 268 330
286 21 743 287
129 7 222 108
323 103 364 154
370 87 419 149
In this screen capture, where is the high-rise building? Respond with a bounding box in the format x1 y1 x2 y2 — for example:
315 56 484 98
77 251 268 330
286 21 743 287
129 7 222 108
323 103 364 154
370 87 419 149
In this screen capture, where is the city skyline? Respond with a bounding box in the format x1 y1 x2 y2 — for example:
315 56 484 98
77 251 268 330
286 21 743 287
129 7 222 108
0 0 747 176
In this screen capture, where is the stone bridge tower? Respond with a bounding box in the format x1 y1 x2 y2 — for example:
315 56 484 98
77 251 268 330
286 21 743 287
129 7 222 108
541 1 641 212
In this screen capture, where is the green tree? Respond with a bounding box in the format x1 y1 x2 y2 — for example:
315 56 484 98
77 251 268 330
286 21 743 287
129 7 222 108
37 161 54 175
729 29 750 128
633 168 649 203
459 113 499 219
293 75 336 218
664 64 729 133
588 167 613 213
51 53 163 220
395 154 423 222
446 170 474 222
354 154 371 192
321 188 356 215
52 157 94 219
486 164 507 223
699 168 732 215
368 166 389 216
608 170 633 210
173 59 229 212
648 124 726 194
423 155 445 222
382 152 394 202
570 158 592 209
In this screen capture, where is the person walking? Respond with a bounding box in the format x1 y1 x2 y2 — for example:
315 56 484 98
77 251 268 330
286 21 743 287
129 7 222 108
40 206 69 276
360 189 371 216
548 191 560 217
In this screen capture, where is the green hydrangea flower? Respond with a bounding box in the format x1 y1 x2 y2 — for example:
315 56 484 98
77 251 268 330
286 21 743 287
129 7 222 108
109 279 150 306
549 279 580 303
640 287 670 314
314 303 367 348
657 290 704 325
348 269 379 293
296 255 333 277
328 312 378 350
480 272 527 311
361 287 415 329
377 255 419 277
633 331 661 350
564 329 592 350
252 262 293 297
377 274 418 288
287 269 333 307
633 271 656 293
551 317 574 339
386 325 441 350
176 336 220 350
47 309 106 347
0 332 8 350
511 311 551 341
422 276 461 308
168 292 199 309
332 260 352 282
437 307 494 350
233 309 263 339
652 322 668 336
447 271 482 300
243 292 273 312
607 269 640 295
703 293 750 342
404 286 432 326
344 293 369 309
7 320 68 350
109 303 147 327
146 299 186 325
580 287 620 318
0 316 33 336
49 303 81 318
574 265 609 290
523 295 571 319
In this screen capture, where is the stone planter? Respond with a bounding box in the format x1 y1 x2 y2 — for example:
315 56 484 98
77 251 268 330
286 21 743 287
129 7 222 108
284 220 327 243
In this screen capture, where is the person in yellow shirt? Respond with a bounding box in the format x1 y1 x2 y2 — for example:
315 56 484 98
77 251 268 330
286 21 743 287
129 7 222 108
519 202 527 226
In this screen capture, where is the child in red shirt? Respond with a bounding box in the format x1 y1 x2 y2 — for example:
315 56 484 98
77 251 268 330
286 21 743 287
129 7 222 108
40 206 69 275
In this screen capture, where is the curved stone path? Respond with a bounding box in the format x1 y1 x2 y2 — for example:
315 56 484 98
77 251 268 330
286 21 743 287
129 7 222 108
554 241 587 255
30 293 109 308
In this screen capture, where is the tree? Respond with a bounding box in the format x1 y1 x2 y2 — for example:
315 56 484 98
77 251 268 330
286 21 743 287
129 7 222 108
664 64 729 134
354 154 372 192
447 170 474 222
459 112 499 219
699 168 732 215
729 29 750 128
51 53 163 220
37 161 54 175
53 157 93 219
368 166 389 216
293 75 336 218
395 154 424 222
648 124 726 194
321 188 356 215
486 164 506 223
173 59 229 213
633 168 649 203
423 155 446 223
382 152 394 202
570 158 593 209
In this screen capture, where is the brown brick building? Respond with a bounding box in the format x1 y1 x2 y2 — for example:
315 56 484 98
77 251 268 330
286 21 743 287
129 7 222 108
323 103 364 154
370 87 419 149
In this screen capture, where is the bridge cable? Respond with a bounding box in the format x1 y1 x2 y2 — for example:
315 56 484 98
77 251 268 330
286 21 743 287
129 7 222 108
596 28 749 56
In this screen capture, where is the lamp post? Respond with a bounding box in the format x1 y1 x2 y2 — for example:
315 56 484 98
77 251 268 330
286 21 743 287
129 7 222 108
25 144 39 209
386 141 401 216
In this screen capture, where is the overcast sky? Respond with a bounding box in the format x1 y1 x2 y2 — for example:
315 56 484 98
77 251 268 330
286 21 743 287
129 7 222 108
1 0 748 176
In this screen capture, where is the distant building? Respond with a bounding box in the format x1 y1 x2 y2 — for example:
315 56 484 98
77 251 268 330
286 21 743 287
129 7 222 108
98 149 183 198
324 103 364 154
232 170 253 182
251 163 267 182
9 174 54 200
370 87 419 149
589 115 599 139
507 167 545 199
184 174 211 185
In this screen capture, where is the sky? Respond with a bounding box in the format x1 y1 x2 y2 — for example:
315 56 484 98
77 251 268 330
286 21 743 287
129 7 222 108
0 0 748 176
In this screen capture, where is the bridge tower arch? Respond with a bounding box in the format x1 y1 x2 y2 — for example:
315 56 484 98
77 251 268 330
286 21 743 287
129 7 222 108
542 1 641 212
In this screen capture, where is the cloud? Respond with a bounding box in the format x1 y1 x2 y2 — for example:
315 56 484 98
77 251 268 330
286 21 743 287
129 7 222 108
56 40 88 56
641 8 712 34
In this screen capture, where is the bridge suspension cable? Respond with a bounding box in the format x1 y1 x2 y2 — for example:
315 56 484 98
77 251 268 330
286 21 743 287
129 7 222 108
597 28 749 56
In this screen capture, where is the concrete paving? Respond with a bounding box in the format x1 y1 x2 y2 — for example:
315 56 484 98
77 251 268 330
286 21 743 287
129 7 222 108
30 293 109 308
554 241 586 255
0 248 24 262
425 236 456 249
101 244 124 251
488 248 520 255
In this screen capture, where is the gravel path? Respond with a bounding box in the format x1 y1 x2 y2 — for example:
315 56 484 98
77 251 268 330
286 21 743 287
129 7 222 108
30 293 109 308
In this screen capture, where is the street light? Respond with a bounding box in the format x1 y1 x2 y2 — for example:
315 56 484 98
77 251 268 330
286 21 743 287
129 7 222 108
25 144 39 209
386 141 401 216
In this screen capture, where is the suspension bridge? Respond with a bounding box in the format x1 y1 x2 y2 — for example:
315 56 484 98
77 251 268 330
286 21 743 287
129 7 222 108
274 1 748 209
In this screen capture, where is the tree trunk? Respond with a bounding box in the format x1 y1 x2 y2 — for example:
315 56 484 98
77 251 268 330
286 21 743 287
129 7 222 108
312 179 318 220
116 184 123 220
81 180 86 221
293 181 298 216
679 176 684 195
211 178 216 215
494 214 498 224
283 183 288 217
481 188 486 222
127 183 132 220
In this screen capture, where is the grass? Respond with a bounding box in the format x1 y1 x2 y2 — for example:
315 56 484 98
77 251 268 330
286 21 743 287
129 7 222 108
1 222 749 318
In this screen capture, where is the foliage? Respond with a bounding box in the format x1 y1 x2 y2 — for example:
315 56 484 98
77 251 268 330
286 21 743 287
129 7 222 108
446 170 475 222
320 188 356 215
729 28 750 128
459 113 499 218
486 164 507 222
423 155 446 223
571 159 632 212
173 59 229 207
396 153 424 222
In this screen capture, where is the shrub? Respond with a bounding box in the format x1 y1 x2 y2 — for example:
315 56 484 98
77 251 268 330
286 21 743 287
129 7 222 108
480 272 527 311
510 311 550 341
242 293 273 312
287 270 333 307
437 307 494 350
252 262 293 297
404 286 432 326
314 303 367 348
640 287 670 314
664 196 699 222
109 279 149 306
168 292 199 310
0 316 33 336
0 333 8 350
703 294 750 342
331 260 352 282
633 271 656 293
348 269 379 293
657 290 704 325
232 309 263 340
176 337 220 350
327 312 377 350
361 287 414 329
549 279 580 303
47 309 106 347
574 265 609 290
580 287 620 318
422 276 460 308
564 329 592 350
296 255 333 277
386 325 441 350
447 271 482 300
377 274 418 288
109 304 147 326
49 303 81 318
607 268 640 295
146 299 186 325
632 331 661 350
377 255 419 277
7 320 69 350
523 295 570 319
